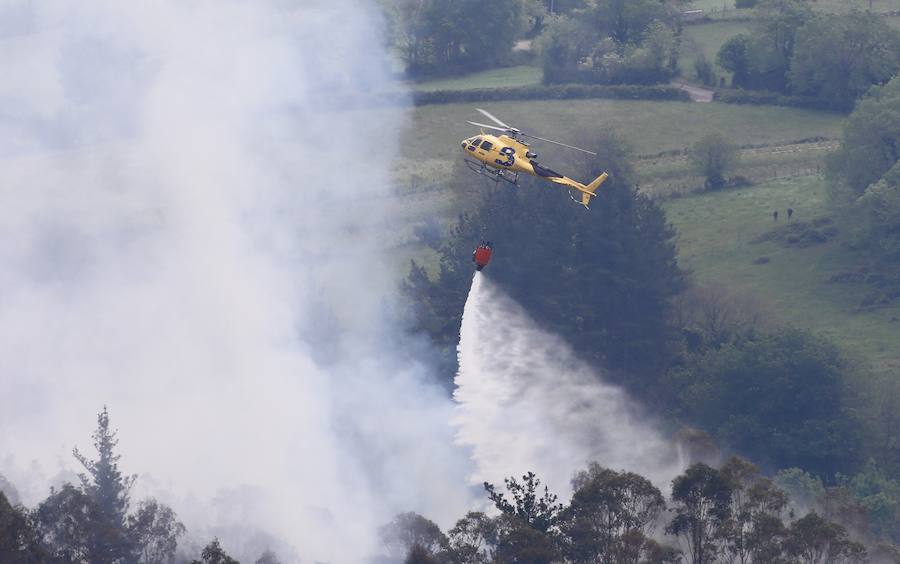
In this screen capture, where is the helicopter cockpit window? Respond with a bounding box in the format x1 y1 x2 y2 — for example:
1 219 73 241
480 140 494 150
468 137 481 151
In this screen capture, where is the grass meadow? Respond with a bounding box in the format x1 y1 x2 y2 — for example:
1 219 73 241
664 176 900 372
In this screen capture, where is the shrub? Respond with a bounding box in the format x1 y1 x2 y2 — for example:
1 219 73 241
411 84 691 106
712 89 848 112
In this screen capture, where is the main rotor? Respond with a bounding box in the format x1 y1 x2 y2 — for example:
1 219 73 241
467 108 597 156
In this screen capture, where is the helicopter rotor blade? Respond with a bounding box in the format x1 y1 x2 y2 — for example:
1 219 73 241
521 133 598 156
466 121 510 133
476 108 512 129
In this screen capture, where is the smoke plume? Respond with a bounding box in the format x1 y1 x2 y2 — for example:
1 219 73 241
454 273 682 497
0 1 471 561
0 1 683 561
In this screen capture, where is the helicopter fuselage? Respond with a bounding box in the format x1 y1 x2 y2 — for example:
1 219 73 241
460 109 609 207
460 134 539 177
460 132 609 207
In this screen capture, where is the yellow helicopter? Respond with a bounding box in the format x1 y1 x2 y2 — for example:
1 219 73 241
461 108 608 208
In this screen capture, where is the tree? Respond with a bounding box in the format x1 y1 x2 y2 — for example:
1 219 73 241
671 330 861 477
537 14 600 77
594 0 672 44
127 499 186 564
537 1 679 84
784 513 867 564
689 133 739 190
666 463 732 564
34 484 101 563
191 538 239 564
789 11 900 109
445 512 498 563
405 543 439 564
827 77 900 282
673 283 771 350
642 19 679 73
70 406 137 563
380 512 447 560
0 491 45 563
750 0 813 91
31 407 186 563
562 464 666 563
840 459 900 543
715 0 813 92
383 0 529 77
485 472 563 534
693 54 715 87
717 457 789 564
716 35 753 88
493 515 559 564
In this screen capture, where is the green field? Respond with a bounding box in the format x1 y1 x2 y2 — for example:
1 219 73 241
688 0 900 14
679 21 751 83
805 0 900 13
664 177 900 372
400 99 843 192
688 0 743 14
387 99 846 276
411 99 842 158
410 65 542 92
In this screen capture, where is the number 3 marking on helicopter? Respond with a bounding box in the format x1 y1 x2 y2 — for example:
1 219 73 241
495 147 515 167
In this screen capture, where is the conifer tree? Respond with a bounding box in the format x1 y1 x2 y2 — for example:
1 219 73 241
72 406 138 563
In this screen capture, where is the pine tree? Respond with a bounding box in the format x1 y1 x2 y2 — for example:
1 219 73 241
72 406 137 563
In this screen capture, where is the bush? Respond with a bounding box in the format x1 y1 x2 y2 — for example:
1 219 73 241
543 65 673 86
411 84 691 106
668 330 862 477
712 89 849 112
689 133 739 190
694 54 715 86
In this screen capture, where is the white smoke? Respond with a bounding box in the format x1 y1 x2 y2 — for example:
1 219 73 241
454 273 683 498
0 1 472 561
0 2 684 561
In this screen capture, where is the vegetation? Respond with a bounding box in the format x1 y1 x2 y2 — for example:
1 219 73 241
826 77 900 308
789 12 900 109
689 133 740 189
667 330 861 476
0 408 279 564
412 66 542 92
382 458 889 563
679 21 752 84
399 99 843 194
537 1 680 85
714 0 900 108
662 176 900 370
411 84 690 106
381 0 531 77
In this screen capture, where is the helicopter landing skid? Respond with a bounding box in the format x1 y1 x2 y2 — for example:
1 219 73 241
464 159 519 186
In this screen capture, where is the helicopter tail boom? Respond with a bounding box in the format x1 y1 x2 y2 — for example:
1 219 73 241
578 172 609 207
